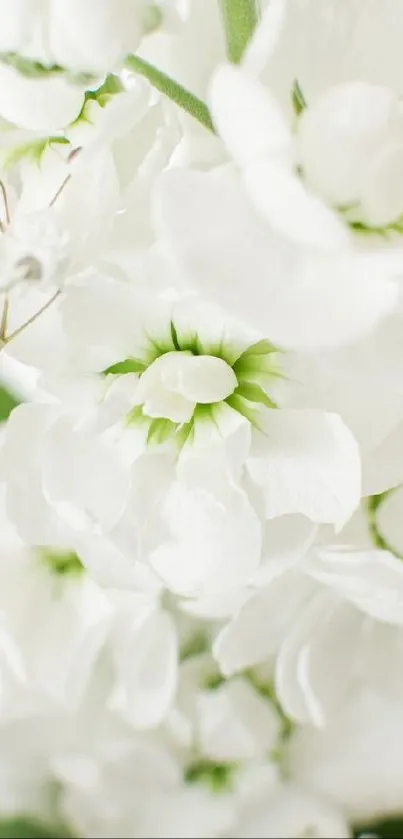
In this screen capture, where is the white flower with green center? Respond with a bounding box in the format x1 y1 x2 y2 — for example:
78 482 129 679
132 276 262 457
3 275 361 573
18 275 279 446
208 1 403 240
156 40 403 351
108 330 278 448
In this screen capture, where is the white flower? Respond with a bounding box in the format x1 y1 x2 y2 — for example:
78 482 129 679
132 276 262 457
205 4 403 254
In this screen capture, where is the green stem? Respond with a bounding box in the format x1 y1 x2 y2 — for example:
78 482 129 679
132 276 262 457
125 54 214 132
219 0 259 63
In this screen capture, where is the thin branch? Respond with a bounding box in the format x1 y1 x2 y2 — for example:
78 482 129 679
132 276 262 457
49 147 82 208
4 289 61 345
49 174 72 208
0 179 11 225
0 296 9 340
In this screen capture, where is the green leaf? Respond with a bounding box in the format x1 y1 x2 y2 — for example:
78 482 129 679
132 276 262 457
125 55 214 133
219 0 259 64
0 384 19 421
355 819 403 838
0 819 63 838
103 358 146 376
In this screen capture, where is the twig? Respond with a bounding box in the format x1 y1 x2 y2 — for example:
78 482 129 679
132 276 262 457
0 296 9 340
4 289 61 345
49 146 82 208
49 174 72 208
0 179 11 225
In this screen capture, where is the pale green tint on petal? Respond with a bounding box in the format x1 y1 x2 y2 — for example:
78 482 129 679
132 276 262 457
113 322 280 447
38 547 85 577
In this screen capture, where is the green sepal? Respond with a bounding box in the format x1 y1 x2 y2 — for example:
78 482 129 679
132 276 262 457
235 381 277 409
225 393 261 427
103 358 146 376
147 417 178 445
292 79 307 116
125 404 145 426
237 339 278 358
170 320 181 351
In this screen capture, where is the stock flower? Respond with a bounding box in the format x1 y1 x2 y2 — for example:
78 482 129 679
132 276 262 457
0 273 361 599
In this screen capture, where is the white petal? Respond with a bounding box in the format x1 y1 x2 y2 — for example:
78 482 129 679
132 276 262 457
0 64 84 131
247 409 361 524
197 679 279 762
243 160 349 248
150 466 261 596
213 571 315 675
24 574 111 708
175 354 237 403
363 420 403 495
306 547 403 625
60 277 168 372
297 82 400 206
58 149 120 272
50 0 142 74
242 0 287 75
275 594 364 725
180 587 250 621
111 607 178 729
253 514 317 585
42 418 130 531
209 63 291 166
156 168 398 350
361 143 403 226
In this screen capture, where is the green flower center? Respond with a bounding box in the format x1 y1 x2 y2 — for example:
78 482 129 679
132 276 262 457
103 323 281 447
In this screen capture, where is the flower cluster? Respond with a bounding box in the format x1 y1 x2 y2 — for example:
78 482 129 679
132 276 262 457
0 1 402 837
